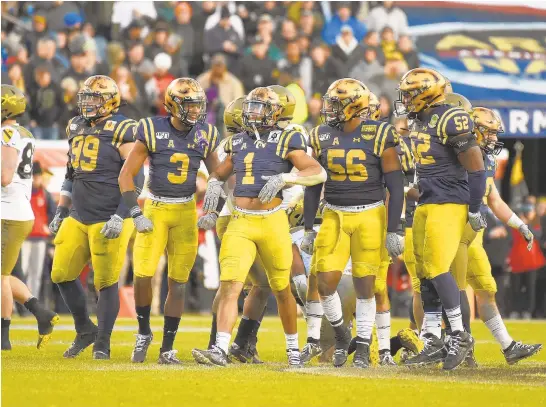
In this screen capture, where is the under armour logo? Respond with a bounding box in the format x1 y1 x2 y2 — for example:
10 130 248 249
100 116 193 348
353 137 360 143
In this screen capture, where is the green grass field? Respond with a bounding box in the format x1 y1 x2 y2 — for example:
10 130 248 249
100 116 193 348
2 316 545 407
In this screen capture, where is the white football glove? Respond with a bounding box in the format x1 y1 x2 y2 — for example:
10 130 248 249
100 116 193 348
100 214 124 239
258 174 287 204
197 212 218 230
134 214 153 234
468 211 487 232
518 224 534 251
203 178 226 213
386 232 404 258
300 230 317 255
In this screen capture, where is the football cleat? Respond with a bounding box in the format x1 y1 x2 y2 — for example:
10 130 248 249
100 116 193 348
93 350 110 360
397 328 423 355
348 337 357 355
63 325 98 358
503 341 542 365
287 349 303 368
399 348 415 364
404 333 447 367
352 338 371 369
192 346 228 367
379 350 397 366
131 333 153 363
36 311 60 349
158 349 181 365
229 342 253 363
1 331 11 351
332 326 352 368
443 330 474 371
463 347 478 368
247 340 263 364
301 342 322 364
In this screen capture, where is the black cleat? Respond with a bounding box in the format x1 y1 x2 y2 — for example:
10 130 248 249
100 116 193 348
348 336 357 355
404 333 447 367
192 345 228 366
463 347 478 368
36 311 60 349
301 342 322 364
131 333 153 363
158 349 181 364
1 336 11 351
229 343 253 363
93 350 111 360
503 341 542 365
443 330 474 371
63 325 98 358
247 341 263 364
332 326 352 367
352 338 371 368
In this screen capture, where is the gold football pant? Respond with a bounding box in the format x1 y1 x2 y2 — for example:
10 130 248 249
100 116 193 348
51 216 134 290
314 205 386 278
412 203 467 280
460 228 497 293
1 219 34 276
404 227 420 293
133 199 198 283
451 222 478 290
374 244 390 294
219 209 291 292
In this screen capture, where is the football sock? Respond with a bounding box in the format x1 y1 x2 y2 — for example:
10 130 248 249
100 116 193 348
96 283 120 347
390 336 403 356
285 333 299 351
375 310 391 351
249 308 265 346
421 279 442 339
292 274 308 304
485 314 513 350
57 280 93 333
305 300 323 343
459 290 471 333
208 312 217 349
445 306 464 333
321 292 343 327
356 297 376 341
424 311 442 339
160 316 180 353
234 316 259 348
441 308 452 335
136 305 152 335
216 332 231 354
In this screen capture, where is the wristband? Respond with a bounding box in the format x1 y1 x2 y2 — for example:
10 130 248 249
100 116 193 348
507 213 524 229
121 191 142 218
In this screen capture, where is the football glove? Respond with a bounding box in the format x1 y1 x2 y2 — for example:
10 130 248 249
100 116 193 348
468 211 487 232
386 232 404 258
198 212 218 230
134 214 153 234
258 174 287 204
203 178 226 213
519 224 534 251
100 214 124 239
300 229 317 255
49 206 70 235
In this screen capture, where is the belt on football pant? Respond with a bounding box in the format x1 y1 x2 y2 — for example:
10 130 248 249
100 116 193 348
234 205 283 216
323 200 384 255
148 193 194 204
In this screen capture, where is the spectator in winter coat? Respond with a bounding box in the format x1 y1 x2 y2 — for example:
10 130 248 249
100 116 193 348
240 42 276 92
399 35 420 69
367 1 409 39
322 2 366 45
30 65 64 140
331 25 365 77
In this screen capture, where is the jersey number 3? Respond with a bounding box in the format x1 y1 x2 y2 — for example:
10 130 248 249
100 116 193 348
327 149 368 182
168 153 190 184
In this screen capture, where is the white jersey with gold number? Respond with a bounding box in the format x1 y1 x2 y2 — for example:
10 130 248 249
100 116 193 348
1 125 35 221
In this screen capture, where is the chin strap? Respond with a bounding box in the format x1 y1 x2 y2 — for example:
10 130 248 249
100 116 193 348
251 124 261 140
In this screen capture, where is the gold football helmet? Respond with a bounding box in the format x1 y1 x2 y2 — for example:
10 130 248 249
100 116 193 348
287 199 304 227
242 87 282 129
471 107 504 155
1 85 26 121
164 78 207 126
268 85 296 124
320 78 370 128
445 93 472 113
224 96 245 134
445 78 453 94
395 68 447 117
369 92 381 120
77 75 121 120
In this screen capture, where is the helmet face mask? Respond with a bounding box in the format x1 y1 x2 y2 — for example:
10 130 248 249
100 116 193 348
478 125 504 155
472 107 504 156
242 87 281 130
77 91 112 120
395 68 446 118
321 78 369 128
77 76 121 121
170 95 206 126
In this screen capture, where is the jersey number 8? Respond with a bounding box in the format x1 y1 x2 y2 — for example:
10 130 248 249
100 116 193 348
327 149 368 182
72 135 99 171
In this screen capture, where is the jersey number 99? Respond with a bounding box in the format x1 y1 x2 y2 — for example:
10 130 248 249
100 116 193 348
327 149 368 182
72 135 99 171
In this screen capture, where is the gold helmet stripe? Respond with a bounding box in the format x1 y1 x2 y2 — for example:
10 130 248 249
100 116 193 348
112 119 133 146
280 130 298 159
373 122 388 156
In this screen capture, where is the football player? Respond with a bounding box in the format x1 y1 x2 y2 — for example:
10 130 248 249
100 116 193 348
119 78 221 364
301 79 404 368
49 75 140 359
191 87 326 367
1 85 59 350
395 68 486 370
452 104 541 364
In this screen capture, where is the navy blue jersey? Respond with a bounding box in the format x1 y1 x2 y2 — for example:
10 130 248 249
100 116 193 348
309 120 399 206
225 128 307 199
135 117 219 198
483 152 496 207
398 136 416 227
410 104 474 206
66 114 136 224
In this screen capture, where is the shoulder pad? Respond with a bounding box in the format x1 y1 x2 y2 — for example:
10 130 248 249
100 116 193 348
437 107 473 142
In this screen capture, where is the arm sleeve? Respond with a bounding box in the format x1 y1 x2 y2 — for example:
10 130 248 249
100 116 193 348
281 130 307 159
384 170 404 233
304 183 322 230
116 165 145 217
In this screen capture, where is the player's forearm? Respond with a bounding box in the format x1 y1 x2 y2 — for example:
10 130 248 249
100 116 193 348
116 167 145 217
118 163 138 193
303 182 322 230
281 165 327 187
384 170 404 233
